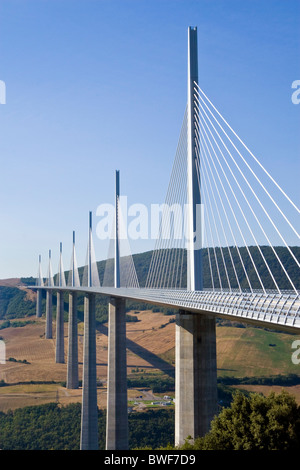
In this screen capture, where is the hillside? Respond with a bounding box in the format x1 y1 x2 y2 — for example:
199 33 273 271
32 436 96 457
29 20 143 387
130 246 300 291
1 246 300 323
0 309 299 412
0 246 299 413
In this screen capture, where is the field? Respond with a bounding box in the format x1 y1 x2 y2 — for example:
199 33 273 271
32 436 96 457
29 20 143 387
216 325 300 377
0 310 300 412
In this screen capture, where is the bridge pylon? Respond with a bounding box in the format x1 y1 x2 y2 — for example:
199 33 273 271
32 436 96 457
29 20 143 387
80 213 98 450
175 26 218 446
55 242 65 364
67 231 79 389
36 254 43 318
106 170 129 450
187 26 202 292
45 249 54 339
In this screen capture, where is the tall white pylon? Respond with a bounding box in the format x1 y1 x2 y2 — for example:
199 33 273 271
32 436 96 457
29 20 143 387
57 242 66 287
187 26 203 291
47 249 54 287
36 254 44 287
45 249 54 339
83 212 100 287
68 231 80 287
115 170 120 288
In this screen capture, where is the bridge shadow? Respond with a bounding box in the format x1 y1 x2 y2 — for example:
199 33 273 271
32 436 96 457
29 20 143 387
96 323 175 378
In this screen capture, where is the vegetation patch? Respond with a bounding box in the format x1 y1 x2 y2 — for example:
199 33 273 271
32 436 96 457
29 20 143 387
128 373 175 393
0 402 175 450
178 390 300 450
0 320 36 330
0 389 299 450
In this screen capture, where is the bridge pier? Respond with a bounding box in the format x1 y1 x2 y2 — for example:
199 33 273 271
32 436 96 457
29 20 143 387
80 293 98 450
106 296 128 450
36 290 42 318
67 292 79 389
175 311 217 446
55 291 65 363
45 290 53 339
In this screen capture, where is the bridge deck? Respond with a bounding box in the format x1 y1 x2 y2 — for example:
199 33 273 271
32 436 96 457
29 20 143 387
31 286 300 333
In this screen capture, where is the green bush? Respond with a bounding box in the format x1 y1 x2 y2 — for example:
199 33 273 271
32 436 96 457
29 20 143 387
180 390 300 450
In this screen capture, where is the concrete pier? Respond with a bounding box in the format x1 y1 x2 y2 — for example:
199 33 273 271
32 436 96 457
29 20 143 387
36 289 42 318
175 311 218 446
67 292 79 389
80 293 98 450
45 290 53 339
106 296 128 450
55 291 65 363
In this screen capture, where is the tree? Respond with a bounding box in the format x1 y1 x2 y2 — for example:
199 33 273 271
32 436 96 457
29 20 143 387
181 390 300 450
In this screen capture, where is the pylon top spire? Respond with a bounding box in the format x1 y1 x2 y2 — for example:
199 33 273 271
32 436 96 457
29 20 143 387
36 254 44 287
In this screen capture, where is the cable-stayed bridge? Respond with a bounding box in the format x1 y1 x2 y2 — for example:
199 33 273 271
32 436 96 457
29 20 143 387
30 27 300 450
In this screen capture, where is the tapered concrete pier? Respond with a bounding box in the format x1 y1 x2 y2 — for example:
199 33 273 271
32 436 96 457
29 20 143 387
106 296 128 450
55 291 65 363
67 231 79 389
67 291 79 389
80 293 98 450
175 311 217 445
45 290 53 339
36 290 42 318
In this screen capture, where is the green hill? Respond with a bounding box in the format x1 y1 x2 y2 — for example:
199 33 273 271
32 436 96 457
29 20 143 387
0 246 299 323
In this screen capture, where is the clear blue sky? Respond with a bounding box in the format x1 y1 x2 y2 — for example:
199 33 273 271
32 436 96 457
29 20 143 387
0 0 299 279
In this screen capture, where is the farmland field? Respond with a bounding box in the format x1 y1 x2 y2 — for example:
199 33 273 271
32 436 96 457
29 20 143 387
0 310 299 412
